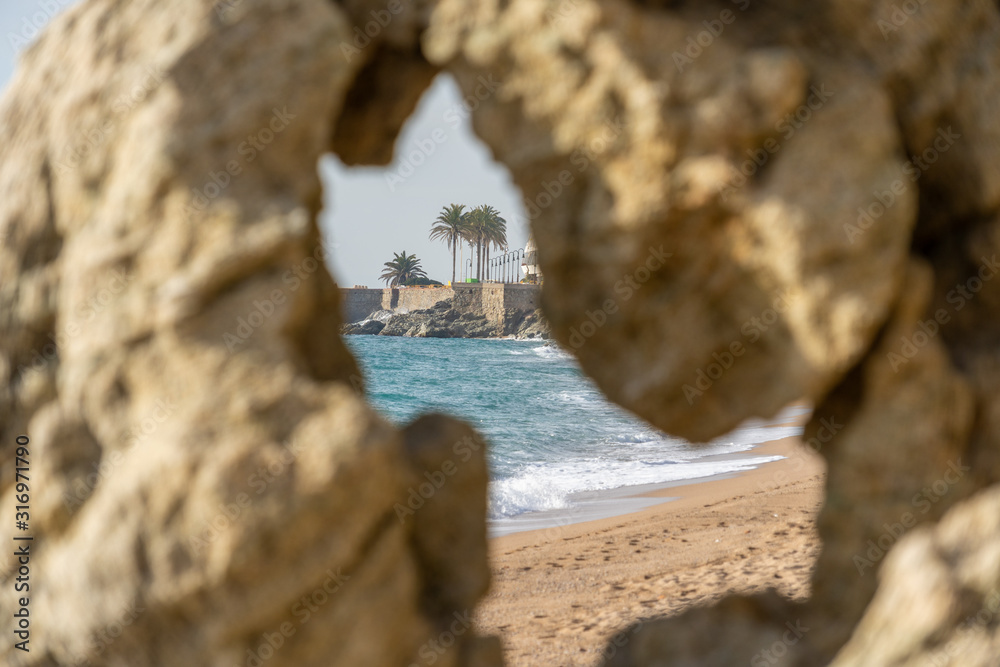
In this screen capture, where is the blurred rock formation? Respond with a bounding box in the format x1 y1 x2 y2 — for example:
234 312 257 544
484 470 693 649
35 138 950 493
1 0 999 665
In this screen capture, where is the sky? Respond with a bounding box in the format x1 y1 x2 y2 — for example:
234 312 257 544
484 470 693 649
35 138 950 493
0 1 72 81
320 75 529 287
0 1 527 289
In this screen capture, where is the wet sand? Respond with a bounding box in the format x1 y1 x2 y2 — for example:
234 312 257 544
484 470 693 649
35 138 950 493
475 436 826 666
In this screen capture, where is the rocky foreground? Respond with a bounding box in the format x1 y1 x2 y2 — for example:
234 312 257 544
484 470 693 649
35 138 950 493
343 299 550 339
4 0 1000 665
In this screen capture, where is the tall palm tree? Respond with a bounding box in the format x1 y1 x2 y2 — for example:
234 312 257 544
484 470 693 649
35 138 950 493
463 205 507 281
379 250 428 287
429 204 468 284
462 206 486 280
480 205 507 280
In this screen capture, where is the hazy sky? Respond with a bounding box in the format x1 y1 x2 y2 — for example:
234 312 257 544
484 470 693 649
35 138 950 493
0 1 527 288
320 74 529 288
0 1 76 83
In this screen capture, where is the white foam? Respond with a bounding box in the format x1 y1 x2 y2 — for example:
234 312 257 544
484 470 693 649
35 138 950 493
553 389 598 404
532 344 572 359
488 454 783 519
488 405 805 519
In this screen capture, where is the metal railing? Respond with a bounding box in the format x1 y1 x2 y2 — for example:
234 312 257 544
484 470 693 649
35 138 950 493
453 247 535 284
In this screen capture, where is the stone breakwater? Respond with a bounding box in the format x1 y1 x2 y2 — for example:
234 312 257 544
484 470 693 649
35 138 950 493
341 284 547 338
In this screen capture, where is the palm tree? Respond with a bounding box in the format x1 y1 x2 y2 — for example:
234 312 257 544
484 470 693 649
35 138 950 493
463 205 507 280
480 205 507 280
462 206 485 280
379 250 428 287
429 204 468 284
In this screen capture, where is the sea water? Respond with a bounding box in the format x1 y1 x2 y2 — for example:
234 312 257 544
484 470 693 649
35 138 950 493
345 336 805 526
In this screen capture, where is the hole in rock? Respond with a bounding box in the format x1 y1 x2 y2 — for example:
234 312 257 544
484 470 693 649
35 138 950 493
320 73 822 663
319 68 818 528
321 73 531 290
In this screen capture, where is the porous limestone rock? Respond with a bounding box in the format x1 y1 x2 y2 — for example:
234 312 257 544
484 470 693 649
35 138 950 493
3 0 1000 665
829 484 1000 667
0 1 498 666
425 0 916 444
420 1 1000 664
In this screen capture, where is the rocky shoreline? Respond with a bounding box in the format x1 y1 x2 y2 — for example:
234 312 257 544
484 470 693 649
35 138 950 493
342 299 550 339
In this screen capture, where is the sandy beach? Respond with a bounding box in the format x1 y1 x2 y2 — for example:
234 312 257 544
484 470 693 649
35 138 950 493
475 435 826 666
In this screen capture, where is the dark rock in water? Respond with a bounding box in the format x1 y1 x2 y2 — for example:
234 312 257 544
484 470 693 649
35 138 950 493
340 297 549 339
377 305 496 338
341 300 552 339
342 319 386 335
457 315 495 338
512 310 550 339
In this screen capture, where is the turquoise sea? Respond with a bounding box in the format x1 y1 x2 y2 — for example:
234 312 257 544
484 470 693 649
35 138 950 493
344 336 804 528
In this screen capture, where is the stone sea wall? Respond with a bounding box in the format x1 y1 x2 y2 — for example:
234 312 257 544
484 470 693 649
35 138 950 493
340 287 387 322
341 284 540 328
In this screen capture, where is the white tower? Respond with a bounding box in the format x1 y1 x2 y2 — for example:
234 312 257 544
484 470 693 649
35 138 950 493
521 235 542 284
